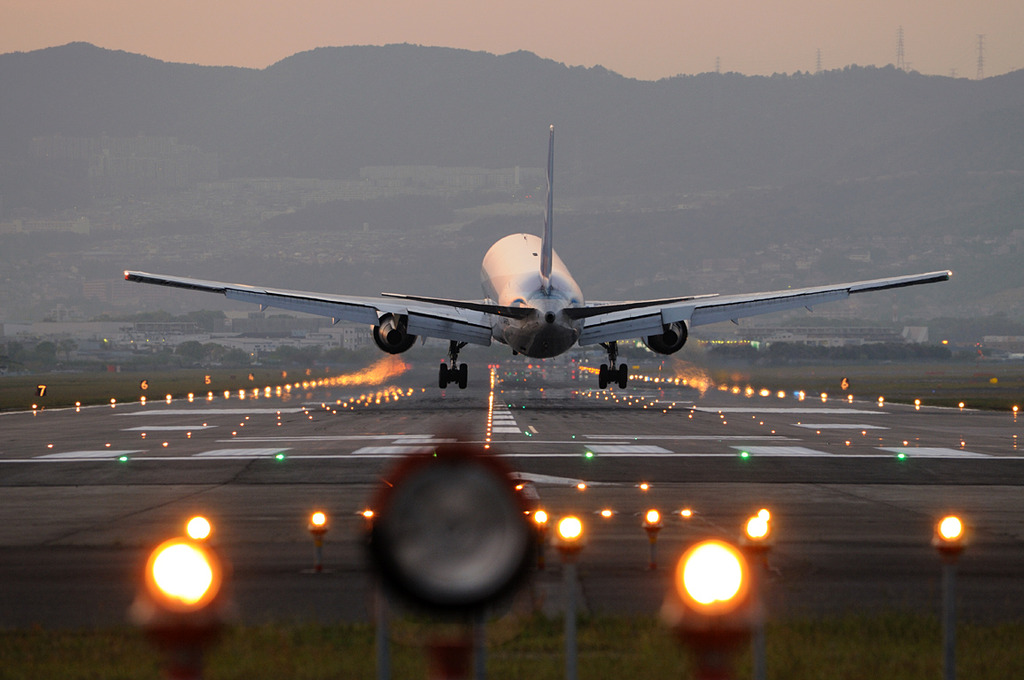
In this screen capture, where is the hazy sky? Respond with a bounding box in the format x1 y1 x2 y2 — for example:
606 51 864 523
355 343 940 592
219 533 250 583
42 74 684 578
3 0 1021 79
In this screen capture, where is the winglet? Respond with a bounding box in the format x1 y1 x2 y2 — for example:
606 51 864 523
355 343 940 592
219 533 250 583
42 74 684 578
540 125 555 293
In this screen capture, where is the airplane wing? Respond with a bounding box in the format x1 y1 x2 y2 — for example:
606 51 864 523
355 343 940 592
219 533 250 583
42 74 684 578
577 270 952 346
123 271 494 346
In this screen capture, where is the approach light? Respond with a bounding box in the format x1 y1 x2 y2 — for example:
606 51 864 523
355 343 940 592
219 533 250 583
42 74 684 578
186 516 213 541
933 514 966 560
680 508 693 519
937 515 963 543
310 511 328 529
600 509 615 518
675 540 749 614
744 514 771 542
533 509 549 526
145 538 222 612
644 509 662 527
555 515 586 555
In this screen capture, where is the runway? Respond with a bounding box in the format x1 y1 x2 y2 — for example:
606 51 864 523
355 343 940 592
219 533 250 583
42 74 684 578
2 363 1024 627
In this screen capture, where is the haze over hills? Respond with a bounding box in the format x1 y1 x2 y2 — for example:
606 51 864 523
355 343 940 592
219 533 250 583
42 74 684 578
1 42 1023 326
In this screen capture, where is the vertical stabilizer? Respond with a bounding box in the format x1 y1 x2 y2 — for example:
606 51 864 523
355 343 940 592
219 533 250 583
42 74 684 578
540 125 554 293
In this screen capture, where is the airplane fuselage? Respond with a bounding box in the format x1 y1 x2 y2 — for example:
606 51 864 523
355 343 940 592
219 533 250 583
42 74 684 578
481 233 583 358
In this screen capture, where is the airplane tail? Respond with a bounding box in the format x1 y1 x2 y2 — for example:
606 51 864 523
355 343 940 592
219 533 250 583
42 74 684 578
540 125 554 293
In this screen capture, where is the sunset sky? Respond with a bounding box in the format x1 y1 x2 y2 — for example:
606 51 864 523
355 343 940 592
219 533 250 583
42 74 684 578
3 0 1021 79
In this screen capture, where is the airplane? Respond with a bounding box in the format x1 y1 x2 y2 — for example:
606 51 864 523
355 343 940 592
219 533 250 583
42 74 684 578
125 126 951 390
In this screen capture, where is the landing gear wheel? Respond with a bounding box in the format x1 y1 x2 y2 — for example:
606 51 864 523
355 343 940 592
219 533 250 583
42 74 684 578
439 362 450 389
598 341 623 389
457 363 468 389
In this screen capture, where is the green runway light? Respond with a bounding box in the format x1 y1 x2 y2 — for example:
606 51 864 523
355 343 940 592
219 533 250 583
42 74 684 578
739 451 750 460
118 455 129 462
275 453 286 461
584 450 594 459
896 452 907 461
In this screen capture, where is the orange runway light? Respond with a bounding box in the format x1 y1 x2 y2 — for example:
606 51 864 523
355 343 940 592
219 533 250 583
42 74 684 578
144 539 222 613
675 540 750 615
186 516 213 541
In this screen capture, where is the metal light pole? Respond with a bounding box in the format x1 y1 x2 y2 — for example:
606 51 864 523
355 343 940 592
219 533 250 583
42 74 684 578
741 509 773 680
643 509 663 570
308 511 329 573
555 515 586 680
934 515 966 680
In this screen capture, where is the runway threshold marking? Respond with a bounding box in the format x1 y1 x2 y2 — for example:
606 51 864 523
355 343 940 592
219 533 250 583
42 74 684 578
116 408 306 416
794 424 888 430
351 446 436 456
878 447 991 458
731 446 835 457
696 407 886 415
584 445 672 454
122 425 217 431
193 448 290 458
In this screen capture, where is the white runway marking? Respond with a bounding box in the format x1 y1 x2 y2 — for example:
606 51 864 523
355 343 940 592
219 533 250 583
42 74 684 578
878 447 990 459
122 425 217 431
391 437 457 444
193 448 289 458
583 435 796 441
696 407 885 415
794 424 888 430
585 445 673 454
117 409 305 416
732 446 834 457
218 435 432 443
492 427 523 433
351 446 436 456
36 450 143 459
512 472 593 486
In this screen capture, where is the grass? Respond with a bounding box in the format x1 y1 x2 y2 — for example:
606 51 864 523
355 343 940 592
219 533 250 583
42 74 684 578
1 613 1022 679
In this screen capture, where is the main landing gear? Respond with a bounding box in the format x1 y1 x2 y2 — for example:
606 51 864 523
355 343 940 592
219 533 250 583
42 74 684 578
439 341 468 389
598 341 628 389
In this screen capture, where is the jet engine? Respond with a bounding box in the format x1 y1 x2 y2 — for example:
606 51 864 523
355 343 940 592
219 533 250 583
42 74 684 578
643 322 688 355
373 314 417 354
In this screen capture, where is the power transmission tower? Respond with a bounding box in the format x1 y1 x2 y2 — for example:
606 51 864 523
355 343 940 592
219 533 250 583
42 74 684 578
976 34 985 79
896 26 906 71
815 48 822 74
715 56 721 74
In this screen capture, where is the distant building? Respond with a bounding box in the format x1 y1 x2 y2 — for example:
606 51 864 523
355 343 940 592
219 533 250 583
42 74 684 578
737 326 927 347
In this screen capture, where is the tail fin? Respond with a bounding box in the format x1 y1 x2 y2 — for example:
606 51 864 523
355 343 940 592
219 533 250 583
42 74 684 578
540 124 554 292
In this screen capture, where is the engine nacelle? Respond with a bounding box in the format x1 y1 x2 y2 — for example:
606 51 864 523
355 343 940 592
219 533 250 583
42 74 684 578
643 322 688 355
372 314 417 354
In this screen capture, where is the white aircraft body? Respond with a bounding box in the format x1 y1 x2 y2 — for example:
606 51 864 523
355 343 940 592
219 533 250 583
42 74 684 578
125 127 951 389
